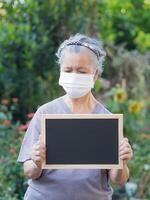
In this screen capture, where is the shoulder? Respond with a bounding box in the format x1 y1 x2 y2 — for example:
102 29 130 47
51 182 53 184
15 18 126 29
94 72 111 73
97 101 112 114
36 96 63 114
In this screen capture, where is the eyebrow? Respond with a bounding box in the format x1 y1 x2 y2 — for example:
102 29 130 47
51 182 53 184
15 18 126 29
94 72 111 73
63 66 89 70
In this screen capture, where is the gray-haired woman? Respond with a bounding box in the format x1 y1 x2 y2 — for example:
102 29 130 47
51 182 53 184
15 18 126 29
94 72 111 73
17 33 133 200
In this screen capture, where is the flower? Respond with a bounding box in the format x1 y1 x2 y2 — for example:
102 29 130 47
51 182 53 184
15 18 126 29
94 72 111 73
113 88 127 103
12 97 18 103
18 123 28 132
2 120 11 126
0 158 6 164
27 112 34 119
140 133 150 140
1 99 9 105
0 8 6 16
9 147 16 155
128 101 143 113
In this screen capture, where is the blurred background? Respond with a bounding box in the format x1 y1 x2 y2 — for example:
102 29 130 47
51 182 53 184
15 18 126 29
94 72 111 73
0 0 150 199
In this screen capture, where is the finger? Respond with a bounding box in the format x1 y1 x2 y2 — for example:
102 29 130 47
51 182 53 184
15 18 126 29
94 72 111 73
33 146 46 158
120 154 132 160
120 139 130 146
40 148 46 155
41 154 46 160
120 144 130 152
123 137 128 142
120 149 133 158
120 146 131 153
33 150 41 157
120 146 130 153
120 142 131 150
120 146 131 152
120 137 129 144
120 144 132 152
120 142 131 149
33 145 46 154
40 149 46 157
40 145 46 151
120 149 131 156
33 156 41 163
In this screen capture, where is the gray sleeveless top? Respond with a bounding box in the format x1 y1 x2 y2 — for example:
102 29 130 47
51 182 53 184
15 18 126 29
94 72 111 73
17 96 113 200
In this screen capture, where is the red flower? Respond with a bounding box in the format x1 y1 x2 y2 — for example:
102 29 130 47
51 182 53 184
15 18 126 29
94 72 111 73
9 147 16 155
2 120 11 126
27 112 34 119
142 135 150 140
1 99 9 105
0 158 6 164
18 123 28 132
12 97 18 103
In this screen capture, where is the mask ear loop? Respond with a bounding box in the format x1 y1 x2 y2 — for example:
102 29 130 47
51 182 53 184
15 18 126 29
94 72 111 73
92 68 98 80
91 69 97 89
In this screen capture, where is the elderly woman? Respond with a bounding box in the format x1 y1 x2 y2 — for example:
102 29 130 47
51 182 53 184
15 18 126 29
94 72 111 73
17 34 133 200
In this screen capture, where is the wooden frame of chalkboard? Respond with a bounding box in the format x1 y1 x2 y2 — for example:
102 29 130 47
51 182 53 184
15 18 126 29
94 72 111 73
41 114 123 169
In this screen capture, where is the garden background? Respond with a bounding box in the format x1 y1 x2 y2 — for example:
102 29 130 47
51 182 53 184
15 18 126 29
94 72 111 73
0 0 150 199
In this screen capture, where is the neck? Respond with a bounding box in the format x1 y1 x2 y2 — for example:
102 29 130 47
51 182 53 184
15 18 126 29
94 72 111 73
63 92 98 114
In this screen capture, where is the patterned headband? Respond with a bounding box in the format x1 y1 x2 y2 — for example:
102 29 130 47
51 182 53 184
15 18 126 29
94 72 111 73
58 41 106 59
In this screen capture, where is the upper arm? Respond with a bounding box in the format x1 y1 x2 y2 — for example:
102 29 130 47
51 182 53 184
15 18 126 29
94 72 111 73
17 108 42 163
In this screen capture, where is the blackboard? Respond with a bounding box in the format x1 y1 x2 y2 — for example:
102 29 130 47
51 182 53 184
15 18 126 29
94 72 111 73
41 114 123 169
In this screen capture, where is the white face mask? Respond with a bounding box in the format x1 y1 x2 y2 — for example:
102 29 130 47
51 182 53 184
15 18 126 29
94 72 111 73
59 71 95 98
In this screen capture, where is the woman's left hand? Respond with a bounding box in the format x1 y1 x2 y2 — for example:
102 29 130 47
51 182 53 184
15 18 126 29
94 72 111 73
119 137 133 165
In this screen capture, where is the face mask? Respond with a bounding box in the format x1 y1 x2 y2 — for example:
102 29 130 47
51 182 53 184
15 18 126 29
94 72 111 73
59 71 95 98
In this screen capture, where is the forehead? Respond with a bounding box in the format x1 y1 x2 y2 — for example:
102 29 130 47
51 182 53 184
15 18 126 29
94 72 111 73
60 50 94 70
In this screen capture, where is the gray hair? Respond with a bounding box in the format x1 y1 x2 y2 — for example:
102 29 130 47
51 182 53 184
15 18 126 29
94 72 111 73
55 33 106 73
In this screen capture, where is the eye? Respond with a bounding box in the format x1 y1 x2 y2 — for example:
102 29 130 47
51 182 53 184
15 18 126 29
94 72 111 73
78 71 87 74
65 70 71 72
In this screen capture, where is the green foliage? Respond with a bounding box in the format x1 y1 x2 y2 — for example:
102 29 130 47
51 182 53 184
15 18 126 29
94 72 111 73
0 0 64 120
0 99 29 199
105 86 150 199
97 0 150 51
0 0 149 199
129 137 150 199
105 86 147 140
0 0 150 121
94 79 101 94
103 44 150 99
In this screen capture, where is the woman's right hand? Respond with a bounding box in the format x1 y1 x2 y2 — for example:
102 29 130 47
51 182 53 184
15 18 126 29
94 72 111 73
31 134 46 169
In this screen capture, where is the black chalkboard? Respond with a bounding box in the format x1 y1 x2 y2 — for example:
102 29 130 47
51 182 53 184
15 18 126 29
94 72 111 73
41 114 123 169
